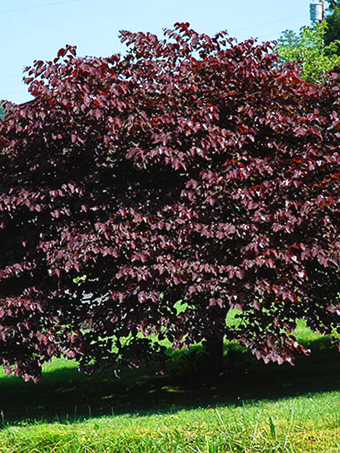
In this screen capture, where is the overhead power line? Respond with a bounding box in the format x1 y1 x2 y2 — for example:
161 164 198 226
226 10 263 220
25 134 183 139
0 82 26 89
0 0 80 14
0 74 23 81
1 90 29 97
256 29 300 40
230 14 309 34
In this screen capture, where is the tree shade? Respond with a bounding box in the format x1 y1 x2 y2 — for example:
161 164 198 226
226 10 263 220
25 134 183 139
0 23 339 381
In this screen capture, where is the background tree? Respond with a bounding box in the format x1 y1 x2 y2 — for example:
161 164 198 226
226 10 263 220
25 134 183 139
325 0 340 48
277 22 340 83
0 23 340 382
0 104 5 120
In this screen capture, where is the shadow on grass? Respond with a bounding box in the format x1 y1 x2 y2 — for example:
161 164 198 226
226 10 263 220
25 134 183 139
0 336 339 427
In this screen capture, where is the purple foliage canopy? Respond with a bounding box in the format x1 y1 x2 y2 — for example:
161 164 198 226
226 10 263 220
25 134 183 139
0 23 339 381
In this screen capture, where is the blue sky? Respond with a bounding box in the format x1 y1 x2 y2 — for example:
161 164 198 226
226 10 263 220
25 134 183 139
1 0 314 104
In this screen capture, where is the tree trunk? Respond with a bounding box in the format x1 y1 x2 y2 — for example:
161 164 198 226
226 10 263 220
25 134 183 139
204 333 224 379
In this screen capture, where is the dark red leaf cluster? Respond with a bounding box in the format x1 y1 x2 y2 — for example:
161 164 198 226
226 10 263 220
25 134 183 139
0 24 340 381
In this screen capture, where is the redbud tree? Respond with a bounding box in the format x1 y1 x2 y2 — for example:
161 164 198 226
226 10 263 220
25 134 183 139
0 23 339 381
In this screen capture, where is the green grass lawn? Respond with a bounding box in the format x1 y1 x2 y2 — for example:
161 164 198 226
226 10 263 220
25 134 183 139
0 321 340 452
